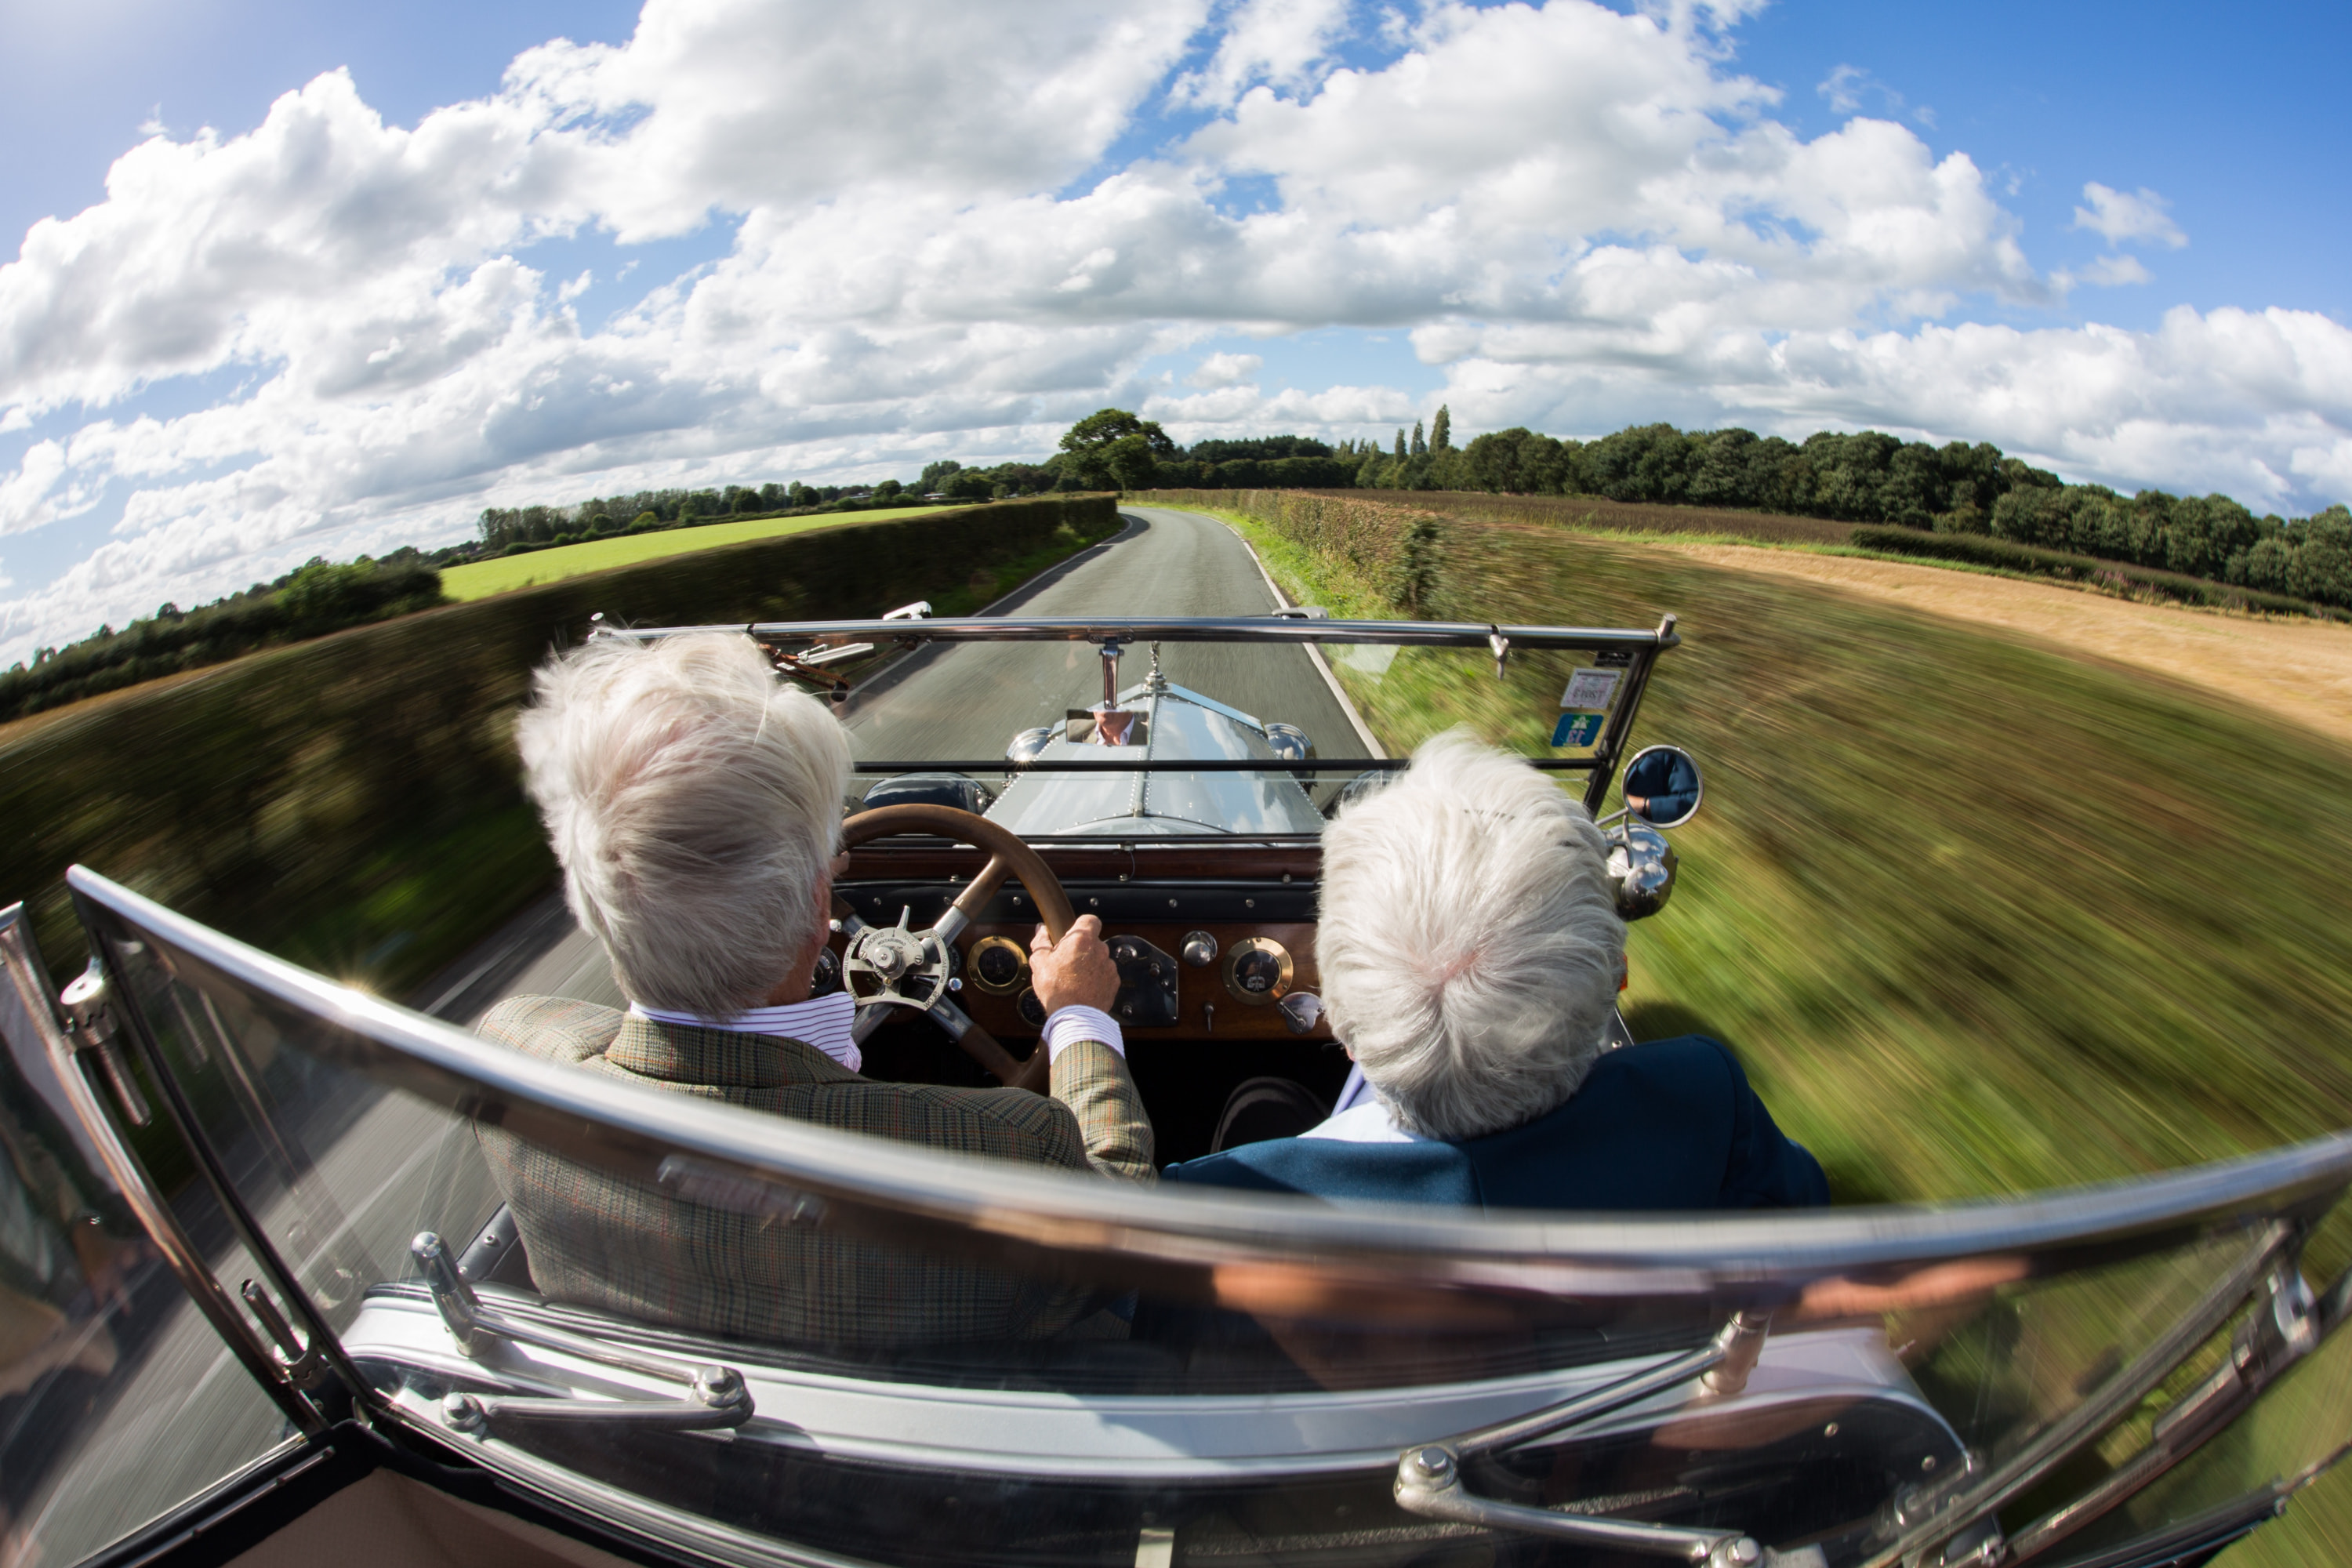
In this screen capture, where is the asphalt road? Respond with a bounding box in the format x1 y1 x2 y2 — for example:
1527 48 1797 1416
841 505 1374 771
17 507 1380 1562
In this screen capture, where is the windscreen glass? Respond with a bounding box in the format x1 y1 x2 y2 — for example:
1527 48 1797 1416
71 896 2352 1568
0 915 295 1566
823 634 1620 836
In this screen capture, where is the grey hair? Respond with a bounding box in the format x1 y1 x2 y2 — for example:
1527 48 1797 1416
1318 731 1626 1142
516 631 852 1018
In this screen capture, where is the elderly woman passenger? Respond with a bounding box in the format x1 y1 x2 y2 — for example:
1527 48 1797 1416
1164 734 1826 1210
476 632 1152 1348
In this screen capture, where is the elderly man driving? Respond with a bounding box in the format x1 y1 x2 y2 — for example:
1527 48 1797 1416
1165 734 1826 1210
477 632 1152 1347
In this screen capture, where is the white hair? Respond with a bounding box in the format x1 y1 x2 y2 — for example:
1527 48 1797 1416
516 632 851 1018
1318 731 1626 1142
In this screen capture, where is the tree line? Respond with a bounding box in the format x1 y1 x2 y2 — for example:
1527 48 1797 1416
2 556 446 724
1446 421 2352 611
509 410 2348 610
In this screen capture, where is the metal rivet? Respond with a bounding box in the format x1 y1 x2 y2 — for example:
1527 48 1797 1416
1244 898 1254 909
1922 1455 1938 1472
1823 1421 1838 1437
442 1392 488 1434
1167 898 1178 908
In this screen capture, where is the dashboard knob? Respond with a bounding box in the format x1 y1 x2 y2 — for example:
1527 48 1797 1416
1181 931 1216 967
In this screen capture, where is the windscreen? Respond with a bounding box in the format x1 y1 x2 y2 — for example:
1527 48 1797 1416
67 888 2352 1568
0 911 298 1567
825 633 1628 833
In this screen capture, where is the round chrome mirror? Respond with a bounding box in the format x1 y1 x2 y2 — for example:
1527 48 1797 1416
1619 744 1703 828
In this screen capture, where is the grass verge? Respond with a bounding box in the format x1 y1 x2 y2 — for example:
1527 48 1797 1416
1179 497 2352 1565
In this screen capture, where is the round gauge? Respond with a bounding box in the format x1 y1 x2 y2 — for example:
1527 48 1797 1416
1016 988 1047 1029
966 935 1029 995
808 947 843 995
1222 937 1293 1005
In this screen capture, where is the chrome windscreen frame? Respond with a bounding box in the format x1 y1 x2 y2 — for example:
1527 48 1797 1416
56 864 2352 1568
589 612 1682 812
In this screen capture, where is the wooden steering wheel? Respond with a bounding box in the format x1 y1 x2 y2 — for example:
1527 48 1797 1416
833 803 1075 1094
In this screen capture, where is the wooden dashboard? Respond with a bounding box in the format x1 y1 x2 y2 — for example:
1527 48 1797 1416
835 840 1330 1042
952 920 1325 1041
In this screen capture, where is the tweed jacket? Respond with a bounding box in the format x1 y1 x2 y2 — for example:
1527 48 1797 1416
475 996 1153 1348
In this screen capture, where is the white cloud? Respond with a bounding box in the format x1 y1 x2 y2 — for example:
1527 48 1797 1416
2057 254 2153 289
1818 63 1868 114
1169 0 1352 108
2074 182 2187 249
1427 303 2352 510
0 0 2338 664
1189 350 1262 387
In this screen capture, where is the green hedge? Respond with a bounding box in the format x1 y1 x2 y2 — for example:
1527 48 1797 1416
1849 526 2349 620
1 495 1120 996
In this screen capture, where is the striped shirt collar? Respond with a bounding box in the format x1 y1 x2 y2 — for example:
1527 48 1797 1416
626 991 860 1074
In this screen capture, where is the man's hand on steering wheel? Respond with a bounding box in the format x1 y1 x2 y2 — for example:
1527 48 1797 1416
1030 915 1119 1015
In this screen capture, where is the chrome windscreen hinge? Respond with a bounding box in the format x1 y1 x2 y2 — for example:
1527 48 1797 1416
59 960 150 1127
241 1279 328 1390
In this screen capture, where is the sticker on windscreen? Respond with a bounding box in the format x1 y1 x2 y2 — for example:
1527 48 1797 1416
1560 667 1622 710
1552 712 1606 748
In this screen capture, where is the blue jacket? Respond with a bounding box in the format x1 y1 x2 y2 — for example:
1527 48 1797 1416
1163 1036 1829 1211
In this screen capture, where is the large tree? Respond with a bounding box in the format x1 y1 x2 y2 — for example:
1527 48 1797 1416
1058 408 1177 459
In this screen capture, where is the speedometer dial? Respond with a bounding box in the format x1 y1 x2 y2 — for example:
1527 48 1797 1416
1221 937 1293 1004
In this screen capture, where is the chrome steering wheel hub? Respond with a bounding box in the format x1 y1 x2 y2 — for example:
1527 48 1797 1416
842 906 952 1012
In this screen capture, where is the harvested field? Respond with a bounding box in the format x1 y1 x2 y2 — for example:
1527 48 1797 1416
1341 488 1857 545
1674 543 2352 749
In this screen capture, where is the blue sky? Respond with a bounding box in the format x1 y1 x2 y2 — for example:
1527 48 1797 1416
1 0 2347 660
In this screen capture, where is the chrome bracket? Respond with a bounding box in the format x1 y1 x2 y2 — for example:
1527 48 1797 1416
412 1232 755 1438
1396 1446 1766 1564
1098 638 1125 707
59 959 150 1127
241 1279 328 1390
1393 1311 1775 1561
440 1365 751 1436
1489 629 1510 679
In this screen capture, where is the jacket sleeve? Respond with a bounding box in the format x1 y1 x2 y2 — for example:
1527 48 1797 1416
1711 1040 1831 1209
1049 1040 1156 1183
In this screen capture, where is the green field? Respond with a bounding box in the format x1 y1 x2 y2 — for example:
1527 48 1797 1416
438 507 941 600
1204 496 2352 1564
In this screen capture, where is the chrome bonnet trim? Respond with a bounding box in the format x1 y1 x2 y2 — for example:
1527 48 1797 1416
65 866 2352 1305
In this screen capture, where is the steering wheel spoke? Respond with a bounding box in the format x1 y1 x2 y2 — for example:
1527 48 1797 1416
836 804 1073 1091
926 996 1048 1093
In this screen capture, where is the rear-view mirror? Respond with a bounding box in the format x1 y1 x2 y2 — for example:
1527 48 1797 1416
1621 744 1703 828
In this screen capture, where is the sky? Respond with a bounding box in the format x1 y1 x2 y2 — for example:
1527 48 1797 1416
0 0 2347 665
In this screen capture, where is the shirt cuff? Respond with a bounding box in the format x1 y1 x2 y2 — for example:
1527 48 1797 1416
1042 1004 1125 1062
